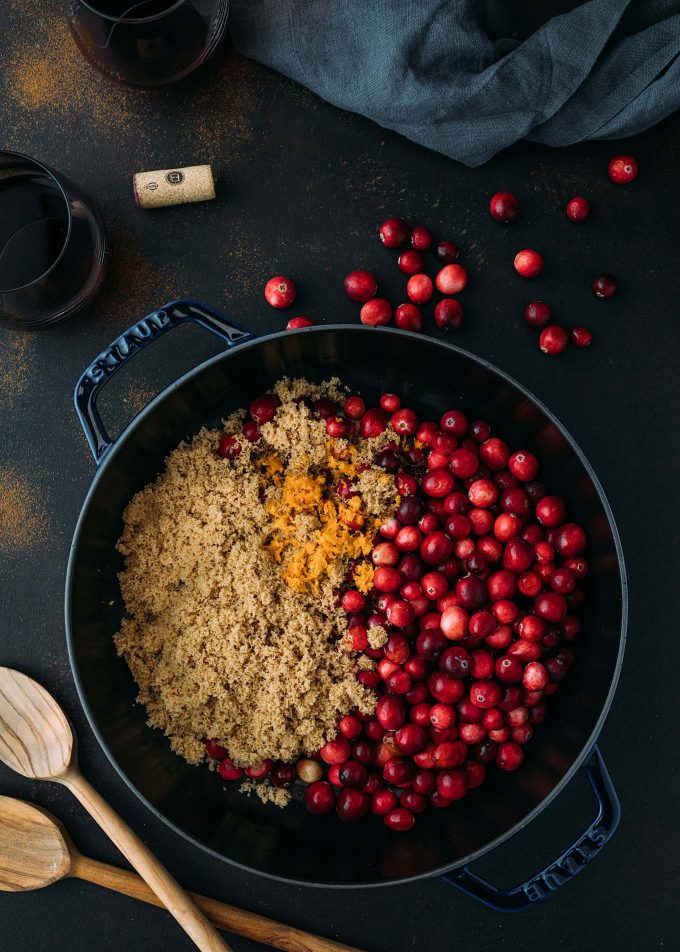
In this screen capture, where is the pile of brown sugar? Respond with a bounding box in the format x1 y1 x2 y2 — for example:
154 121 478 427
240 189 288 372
114 378 397 798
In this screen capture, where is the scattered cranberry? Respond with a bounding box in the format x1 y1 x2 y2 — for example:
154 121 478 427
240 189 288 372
398 250 425 275
571 326 593 348
286 316 314 330
435 264 468 294
360 298 392 326
539 325 569 355
592 274 617 298
489 192 520 224
218 758 244 781
379 218 411 248
524 301 551 329
566 196 590 222
250 394 280 424
496 741 524 771
435 239 459 263
344 270 378 303
514 250 544 278
394 303 423 332
407 273 434 304
264 275 296 309
434 298 463 332
411 226 434 251
608 155 638 184
204 738 227 760
242 420 260 442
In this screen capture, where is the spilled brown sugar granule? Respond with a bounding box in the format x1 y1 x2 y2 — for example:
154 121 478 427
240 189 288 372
114 379 397 786
0 333 30 411
0 466 48 552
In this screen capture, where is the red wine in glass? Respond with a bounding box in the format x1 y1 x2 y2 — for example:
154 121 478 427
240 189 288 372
0 152 106 328
67 0 230 86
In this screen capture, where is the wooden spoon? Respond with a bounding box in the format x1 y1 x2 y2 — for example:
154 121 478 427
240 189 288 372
0 667 230 951
0 796 361 952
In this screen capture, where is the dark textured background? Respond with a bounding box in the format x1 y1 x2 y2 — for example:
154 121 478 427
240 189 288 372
1 2 679 950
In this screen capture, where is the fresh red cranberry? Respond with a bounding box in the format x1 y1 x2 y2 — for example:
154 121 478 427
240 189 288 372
455 575 487 609
409 225 433 250
400 790 427 814
397 249 425 275
250 394 280 424
514 250 544 278
395 723 429 754
540 325 569 355
371 788 398 815
270 763 296 787
550 566 577 594
313 399 338 420
435 239 459 263
435 264 468 294
495 655 523 684
439 409 466 436
407 273 433 304
344 269 378 302
566 196 590 222
336 788 369 822
468 479 498 508
489 192 520 223
360 298 392 326
242 420 260 442
420 531 453 565
320 737 352 765
245 759 273 780
343 395 365 419
341 590 366 614
360 407 387 438
608 155 638 184
422 467 455 499
523 661 548 691
555 522 587 556
535 495 566 527
449 448 478 479
436 768 469 800
264 275 296 308
286 316 314 330
439 606 468 642
534 591 567 622
390 301 422 333
470 679 502 709
376 695 406 731
327 416 350 438
496 741 524 771
571 326 593 348
508 450 538 482
386 600 415 628
204 738 228 760
339 760 369 788
524 300 551 329
479 437 509 470
383 807 416 831
380 218 411 248
338 714 364 740
592 274 617 298
383 757 414 786
304 780 335 815
487 569 516 600
217 434 241 459
358 670 380 689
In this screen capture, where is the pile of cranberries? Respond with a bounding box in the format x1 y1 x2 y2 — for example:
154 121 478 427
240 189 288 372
208 390 588 832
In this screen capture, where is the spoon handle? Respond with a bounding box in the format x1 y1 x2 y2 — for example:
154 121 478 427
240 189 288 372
71 852 361 952
61 772 232 952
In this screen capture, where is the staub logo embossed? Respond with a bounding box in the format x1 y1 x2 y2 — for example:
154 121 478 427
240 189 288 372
84 310 171 384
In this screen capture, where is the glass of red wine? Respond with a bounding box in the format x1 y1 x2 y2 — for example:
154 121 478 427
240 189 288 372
0 151 107 329
66 0 230 86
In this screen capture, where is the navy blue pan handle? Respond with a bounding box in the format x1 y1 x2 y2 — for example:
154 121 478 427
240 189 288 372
74 299 253 463
443 746 620 910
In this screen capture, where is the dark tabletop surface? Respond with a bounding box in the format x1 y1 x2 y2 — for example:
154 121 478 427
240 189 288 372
1 3 680 951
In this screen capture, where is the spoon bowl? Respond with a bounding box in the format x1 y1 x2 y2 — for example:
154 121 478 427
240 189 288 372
0 796 72 891
0 667 74 779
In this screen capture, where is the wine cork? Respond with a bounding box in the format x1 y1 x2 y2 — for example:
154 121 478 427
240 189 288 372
133 164 215 209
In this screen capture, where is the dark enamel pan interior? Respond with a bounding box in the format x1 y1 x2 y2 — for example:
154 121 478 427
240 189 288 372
66 326 626 887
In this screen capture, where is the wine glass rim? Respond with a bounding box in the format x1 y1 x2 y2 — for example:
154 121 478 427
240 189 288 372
75 0 187 24
0 150 73 295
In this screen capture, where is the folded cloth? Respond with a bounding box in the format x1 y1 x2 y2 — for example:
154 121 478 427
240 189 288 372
229 0 680 166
